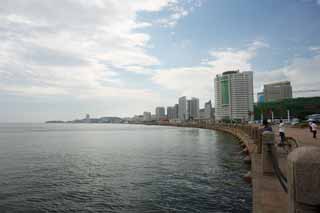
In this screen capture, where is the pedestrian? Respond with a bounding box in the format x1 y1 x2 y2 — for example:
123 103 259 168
262 119 273 132
311 121 317 139
279 119 285 145
309 120 313 132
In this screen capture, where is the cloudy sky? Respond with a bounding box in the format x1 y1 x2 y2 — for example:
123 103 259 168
1 0 320 122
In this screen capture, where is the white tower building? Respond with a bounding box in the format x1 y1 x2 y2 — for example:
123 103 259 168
187 97 199 120
143 112 152 121
214 70 254 121
155 107 165 120
178 96 187 121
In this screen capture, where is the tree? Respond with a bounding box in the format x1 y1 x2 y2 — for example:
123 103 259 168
254 97 320 120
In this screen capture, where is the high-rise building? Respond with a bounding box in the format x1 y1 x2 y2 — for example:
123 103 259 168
155 107 165 120
187 99 191 120
132 115 144 122
143 112 152 121
214 70 254 121
264 81 292 102
174 104 179 119
151 114 156 121
199 108 206 119
178 96 187 121
187 97 199 120
257 92 265 103
167 106 176 120
204 100 213 119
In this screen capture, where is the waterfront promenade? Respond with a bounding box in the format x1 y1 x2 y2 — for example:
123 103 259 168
280 126 320 146
222 124 320 213
162 124 320 213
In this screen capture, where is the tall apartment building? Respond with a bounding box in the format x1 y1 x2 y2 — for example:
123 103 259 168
143 112 152 121
187 97 199 120
178 96 187 121
214 70 254 121
264 81 292 102
167 106 175 119
204 100 213 119
174 104 179 119
199 108 206 119
155 107 165 120
167 104 179 120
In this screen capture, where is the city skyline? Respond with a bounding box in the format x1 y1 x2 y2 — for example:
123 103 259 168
1 0 320 122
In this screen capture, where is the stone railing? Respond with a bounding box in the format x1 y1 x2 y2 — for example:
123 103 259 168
175 122 320 212
261 131 320 213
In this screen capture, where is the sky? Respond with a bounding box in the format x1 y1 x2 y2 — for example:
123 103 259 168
1 0 320 122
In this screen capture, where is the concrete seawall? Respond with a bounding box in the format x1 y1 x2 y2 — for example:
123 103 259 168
138 121 320 212
152 122 320 213
175 123 320 213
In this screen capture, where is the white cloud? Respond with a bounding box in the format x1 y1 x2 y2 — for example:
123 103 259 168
152 66 213 99
156 0 204 27
157 8 189 27
299 0 320 5
153 39 320 103
207 49 253 71
255 54 320 97
309 46 320 52
152 40 267 104
0 0 193 101
0 85 69 97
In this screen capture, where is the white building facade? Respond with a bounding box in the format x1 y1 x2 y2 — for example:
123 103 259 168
178 96 187 121
167 106 175 120
155 107 165 120
187 97 199 120
204 100 213 119
174 104 179 119
143 112 152 121
214 70 254 121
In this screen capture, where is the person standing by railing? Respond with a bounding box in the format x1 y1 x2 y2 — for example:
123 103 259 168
311 121 317 139
262 119 273 132
279 120 285 145
308 120 313 132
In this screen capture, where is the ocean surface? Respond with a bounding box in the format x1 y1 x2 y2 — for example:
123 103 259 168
0 123 252 212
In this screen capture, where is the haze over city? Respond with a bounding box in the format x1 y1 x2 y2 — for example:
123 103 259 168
1 0 320 122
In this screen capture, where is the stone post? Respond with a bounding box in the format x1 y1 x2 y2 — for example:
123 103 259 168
257 130 262 154
262 131 275 175
252 127 257 141
254 127 259 142
288 146 320 213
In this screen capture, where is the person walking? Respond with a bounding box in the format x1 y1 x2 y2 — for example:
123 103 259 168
279 120 285 145
311 121 317 139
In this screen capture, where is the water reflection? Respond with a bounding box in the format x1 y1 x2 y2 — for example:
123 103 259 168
0 124 251 212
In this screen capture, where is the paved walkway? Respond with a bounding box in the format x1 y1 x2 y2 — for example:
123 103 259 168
172 124 318 213
283 127 320 146
253 124 320 146
252 125 319 213
252 153 288 213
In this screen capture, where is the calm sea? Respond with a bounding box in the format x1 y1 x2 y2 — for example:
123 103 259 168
0 123 251 212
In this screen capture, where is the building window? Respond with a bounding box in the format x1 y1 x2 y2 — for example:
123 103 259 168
221 79 229 105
